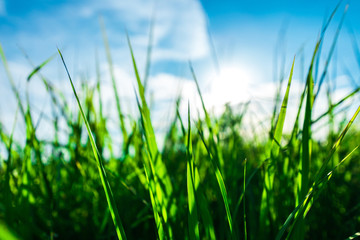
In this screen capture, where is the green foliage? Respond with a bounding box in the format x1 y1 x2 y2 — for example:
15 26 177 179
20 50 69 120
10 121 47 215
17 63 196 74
0 3 359 240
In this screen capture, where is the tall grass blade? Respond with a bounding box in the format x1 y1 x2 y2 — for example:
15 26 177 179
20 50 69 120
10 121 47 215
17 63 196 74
314 4 348 100
313 105 360 186
190 62 233 237
0 43 34 205
190 61 225 179
19 47 71 125
186 104 200 240
0 222 20 240
58 49 127 240
277 104 360 240
296 51 315 240
272 56 295 156
4 107 19 225
177 103 216 240
189 62 211 131
95 49 104 119
243 159 247 240
99 17 128 144
259 56 295 237
135 93 167 240
313 86 360 123
143 10 155 92
196 124 234 238
127 33 173 239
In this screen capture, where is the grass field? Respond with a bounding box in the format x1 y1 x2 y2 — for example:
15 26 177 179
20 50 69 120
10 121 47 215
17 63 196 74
0 3 360 240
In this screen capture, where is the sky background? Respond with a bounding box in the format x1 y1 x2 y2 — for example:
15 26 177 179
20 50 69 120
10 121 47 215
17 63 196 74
0 0 359 147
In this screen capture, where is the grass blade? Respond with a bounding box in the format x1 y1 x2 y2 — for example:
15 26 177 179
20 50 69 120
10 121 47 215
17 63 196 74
277 104 360 240
0 222 20 240
127 33 174 239
186 104 200 240
259 56 295 237
345 232 360 240
312 86 360 123
143 9 155 92
272 56 295 156
58 48 127 240
190 63 234 238
296 51 315 240
135 93 167 240
99 17 128 145
314 4 348 100
177 104 216 240
243 159 247 240
27 54 55 82
196 124 234 238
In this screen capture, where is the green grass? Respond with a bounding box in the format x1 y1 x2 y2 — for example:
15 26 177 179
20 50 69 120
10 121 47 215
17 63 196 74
58 49 127 240
0 3 360 240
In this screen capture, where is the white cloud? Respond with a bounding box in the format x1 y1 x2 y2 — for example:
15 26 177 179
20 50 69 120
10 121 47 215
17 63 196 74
150 0 210 61
75 0 210 61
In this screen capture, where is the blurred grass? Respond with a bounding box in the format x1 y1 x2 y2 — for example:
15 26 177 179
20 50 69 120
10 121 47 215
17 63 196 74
0 2 360 240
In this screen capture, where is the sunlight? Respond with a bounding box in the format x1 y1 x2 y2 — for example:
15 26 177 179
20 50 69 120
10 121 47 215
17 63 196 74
207 64 253 107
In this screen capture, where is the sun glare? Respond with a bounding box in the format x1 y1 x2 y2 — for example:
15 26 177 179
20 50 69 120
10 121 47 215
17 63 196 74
207 64 253 107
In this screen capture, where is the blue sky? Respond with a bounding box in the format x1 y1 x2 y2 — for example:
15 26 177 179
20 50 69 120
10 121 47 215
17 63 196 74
1 0 359 81
0 0 359 144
